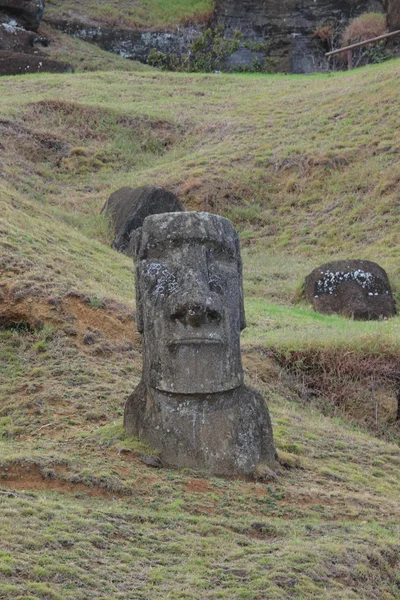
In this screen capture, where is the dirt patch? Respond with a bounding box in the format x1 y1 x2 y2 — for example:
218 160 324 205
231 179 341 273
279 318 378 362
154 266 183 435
185 478 213 493
242 350 282 384
0 284 140 349
0 464 112 498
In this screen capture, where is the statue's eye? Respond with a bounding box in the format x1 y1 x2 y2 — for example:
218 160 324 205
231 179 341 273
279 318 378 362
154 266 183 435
209 278 224 294
144 262 178 297
207 246 235 264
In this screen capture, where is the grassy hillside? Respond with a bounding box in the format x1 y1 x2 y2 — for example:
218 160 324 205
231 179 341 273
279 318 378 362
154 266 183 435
1 58 400 599
44 0 214 28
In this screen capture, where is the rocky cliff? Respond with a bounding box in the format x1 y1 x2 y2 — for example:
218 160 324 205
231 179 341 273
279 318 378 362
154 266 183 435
385 0 400 30
214 0 385 72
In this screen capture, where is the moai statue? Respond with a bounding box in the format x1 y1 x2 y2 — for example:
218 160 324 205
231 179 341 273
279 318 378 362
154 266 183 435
124 212 275 476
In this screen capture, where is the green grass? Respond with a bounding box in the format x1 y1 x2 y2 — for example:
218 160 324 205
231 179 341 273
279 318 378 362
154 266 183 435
44 0 214 28
1 58 400 599
0 326 399 599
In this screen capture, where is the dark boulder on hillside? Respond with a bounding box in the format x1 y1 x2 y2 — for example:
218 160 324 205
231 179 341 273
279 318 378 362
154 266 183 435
0 0 50 59
0 0 44 31
0 19 37 52
304 260 396 320
101 186 185 255
0 51 73 75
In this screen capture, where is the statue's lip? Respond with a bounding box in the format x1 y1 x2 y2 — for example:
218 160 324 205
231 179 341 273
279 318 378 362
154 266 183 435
168 337 223 347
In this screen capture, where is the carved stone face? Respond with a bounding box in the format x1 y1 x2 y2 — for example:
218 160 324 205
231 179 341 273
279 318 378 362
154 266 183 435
133 212 245 395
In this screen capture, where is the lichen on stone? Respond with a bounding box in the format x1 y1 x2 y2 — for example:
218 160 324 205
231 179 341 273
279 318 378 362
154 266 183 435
315 269 388 296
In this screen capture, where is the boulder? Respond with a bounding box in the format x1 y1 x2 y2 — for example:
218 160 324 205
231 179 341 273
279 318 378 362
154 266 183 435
0 19 36 52
101 186 184 255
304 260 396 320
0 51 73 75
0 0 44 31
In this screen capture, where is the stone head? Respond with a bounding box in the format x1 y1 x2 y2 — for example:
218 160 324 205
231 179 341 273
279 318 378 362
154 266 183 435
133 212 246 394
305 260 396 320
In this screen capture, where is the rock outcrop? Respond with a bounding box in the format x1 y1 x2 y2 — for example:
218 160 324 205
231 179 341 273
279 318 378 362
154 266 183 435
0 0 73 75
43 19 202 63
304 260 396 320
0 19 37 52
214 0 385 72
0 0 44 31
102 186 184 256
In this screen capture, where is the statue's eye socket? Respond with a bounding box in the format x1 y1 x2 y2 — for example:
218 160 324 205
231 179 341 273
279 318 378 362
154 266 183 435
209 279 224 294
207 247 235 264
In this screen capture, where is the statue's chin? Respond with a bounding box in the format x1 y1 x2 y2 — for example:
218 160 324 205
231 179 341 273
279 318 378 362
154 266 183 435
147 338 243 395
153 380 242 395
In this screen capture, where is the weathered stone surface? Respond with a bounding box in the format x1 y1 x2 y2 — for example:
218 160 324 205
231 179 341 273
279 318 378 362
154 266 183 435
125 382 275 476
0 19 36 51
0 50 73 75
0 0 44 31
225 47 264 70
44 19 202 62
304 260 396 320
124 212 276 476
101 186 184 255
214 0 385 72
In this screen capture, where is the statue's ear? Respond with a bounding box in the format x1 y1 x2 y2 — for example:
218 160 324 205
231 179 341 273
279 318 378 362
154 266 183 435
135 264 144 333
129 227 143 260
131 228 144 333
235 237 246 331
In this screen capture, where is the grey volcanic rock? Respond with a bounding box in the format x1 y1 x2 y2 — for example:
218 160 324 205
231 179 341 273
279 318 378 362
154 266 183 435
125 382 275 476
102 186 184 255
124 212 276 476
0 51 73 75
214 0 385 72
44 19 202 63
0 0 44 31
225 47 264 69
304 260 396 320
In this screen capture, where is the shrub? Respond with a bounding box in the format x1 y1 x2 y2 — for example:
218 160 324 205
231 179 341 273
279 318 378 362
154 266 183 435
340 13 391 68
342 12 387 46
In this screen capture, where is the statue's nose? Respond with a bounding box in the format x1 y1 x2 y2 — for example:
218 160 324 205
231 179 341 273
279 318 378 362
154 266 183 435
168 269 222 327
170 301 221 327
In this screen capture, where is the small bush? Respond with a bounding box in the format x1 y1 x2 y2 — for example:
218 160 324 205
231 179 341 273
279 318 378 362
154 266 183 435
340 13 391 68
342 12 387 46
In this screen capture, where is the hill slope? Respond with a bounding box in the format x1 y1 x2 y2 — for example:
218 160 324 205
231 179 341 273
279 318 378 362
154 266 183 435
0 61 400 599
44 0 214 29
